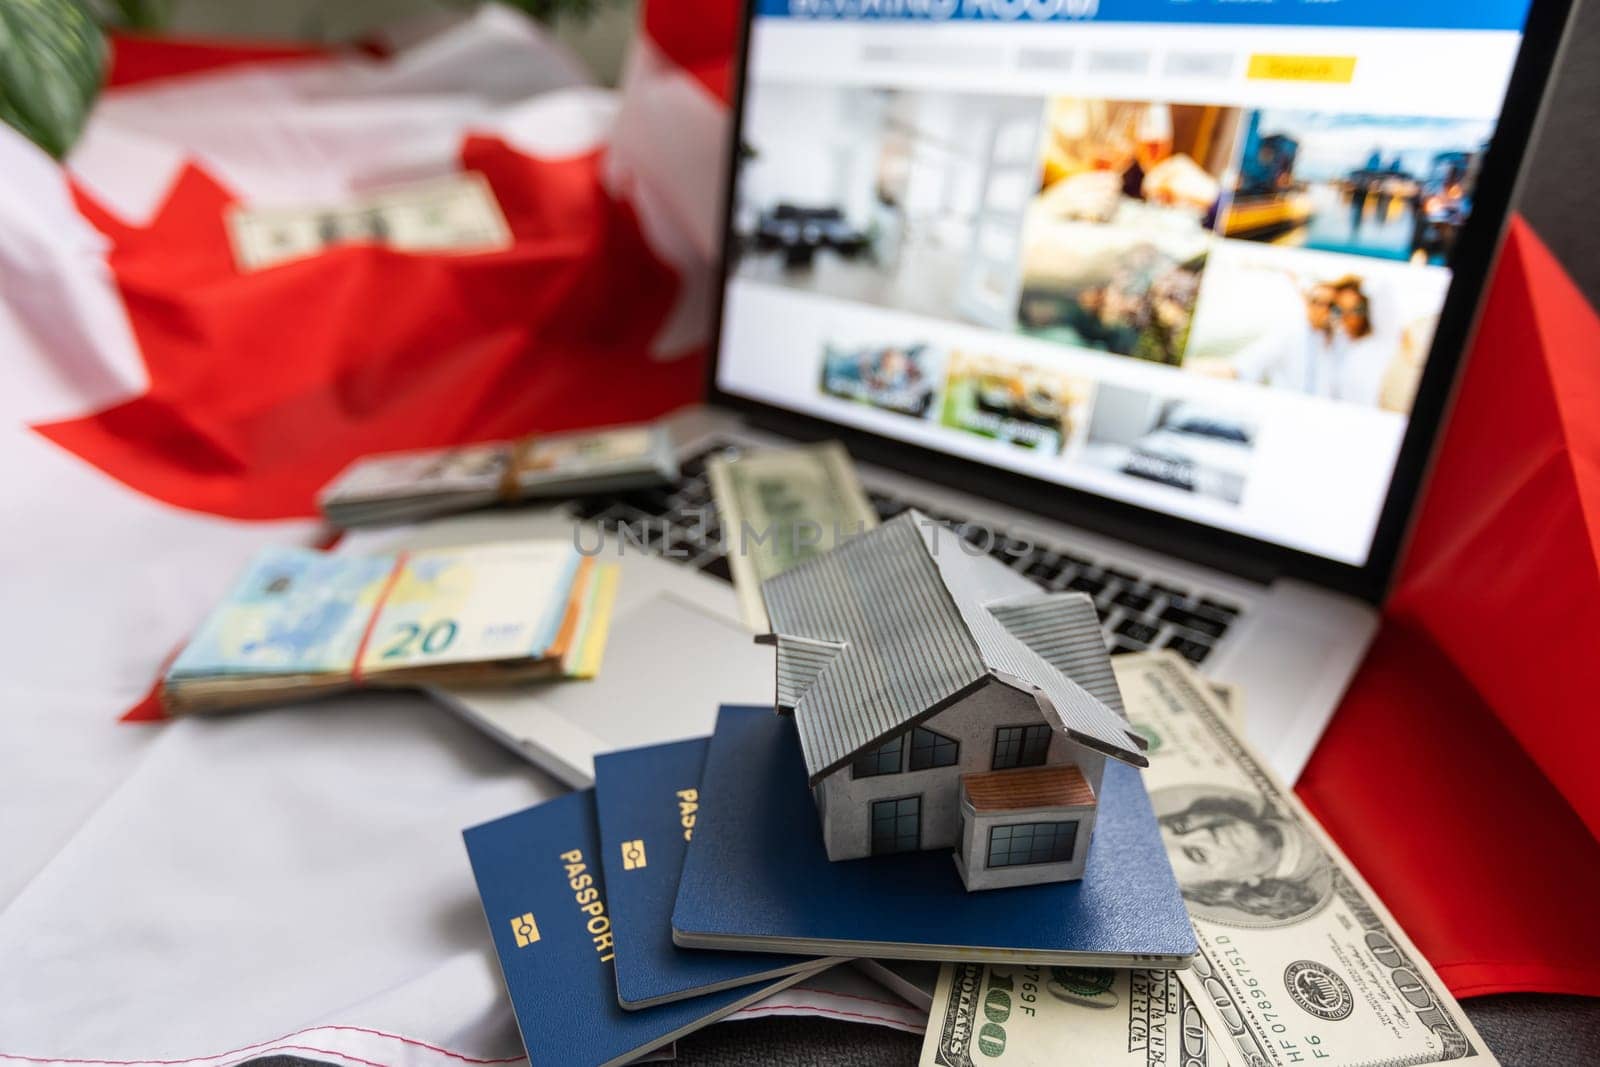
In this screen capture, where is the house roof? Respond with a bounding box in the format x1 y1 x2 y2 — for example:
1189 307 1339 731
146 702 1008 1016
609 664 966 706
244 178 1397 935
761 510 1147 785
962 765 1097 813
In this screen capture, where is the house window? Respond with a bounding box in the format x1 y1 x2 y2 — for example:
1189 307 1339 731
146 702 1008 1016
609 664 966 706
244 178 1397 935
852 734 904 778
992 724 1052 769
909 726 959 771
871 796 922 855
986 821 1079 868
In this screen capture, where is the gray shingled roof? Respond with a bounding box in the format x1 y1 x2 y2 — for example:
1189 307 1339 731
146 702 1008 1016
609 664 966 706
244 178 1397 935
761 510 1147 784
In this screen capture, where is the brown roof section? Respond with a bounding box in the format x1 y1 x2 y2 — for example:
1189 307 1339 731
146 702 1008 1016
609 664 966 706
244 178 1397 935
962 765 1097 813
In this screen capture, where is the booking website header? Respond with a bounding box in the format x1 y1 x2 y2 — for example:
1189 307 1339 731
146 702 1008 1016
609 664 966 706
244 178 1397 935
757 0 1532 32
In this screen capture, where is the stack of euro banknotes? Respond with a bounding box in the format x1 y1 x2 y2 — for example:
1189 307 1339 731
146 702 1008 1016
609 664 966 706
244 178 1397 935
162 540 618 715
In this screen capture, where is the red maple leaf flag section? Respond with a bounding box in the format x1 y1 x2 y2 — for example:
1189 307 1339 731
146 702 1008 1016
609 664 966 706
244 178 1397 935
0 8 925 1064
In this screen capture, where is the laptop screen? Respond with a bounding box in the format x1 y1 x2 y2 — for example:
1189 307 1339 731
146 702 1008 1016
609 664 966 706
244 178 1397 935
713 0 1535 568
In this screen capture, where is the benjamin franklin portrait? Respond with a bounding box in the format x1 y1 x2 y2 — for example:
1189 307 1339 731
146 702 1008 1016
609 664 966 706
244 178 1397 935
1150 784 1333 927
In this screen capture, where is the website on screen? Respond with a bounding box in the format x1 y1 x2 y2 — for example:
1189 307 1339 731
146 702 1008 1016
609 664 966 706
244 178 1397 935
715 0 1532 565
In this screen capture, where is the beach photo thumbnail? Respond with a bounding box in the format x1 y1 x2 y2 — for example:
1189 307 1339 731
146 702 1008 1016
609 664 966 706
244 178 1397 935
938 351 1093 455
1081 384 1257 505
1184 244 1449 413
1222 110 1496 265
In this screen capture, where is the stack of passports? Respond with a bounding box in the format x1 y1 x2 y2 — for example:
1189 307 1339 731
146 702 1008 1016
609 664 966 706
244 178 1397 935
672 706 1196 963
592 739 845 1007
462 790 827 1067
463 705 1195 1066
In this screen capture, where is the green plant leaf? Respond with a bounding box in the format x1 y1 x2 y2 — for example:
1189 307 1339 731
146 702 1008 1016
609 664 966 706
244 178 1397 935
0 0 107 158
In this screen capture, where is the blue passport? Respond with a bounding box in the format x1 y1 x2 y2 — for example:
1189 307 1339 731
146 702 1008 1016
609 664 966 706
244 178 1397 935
593 738 840 1009
672 706 1197 966
463 790 815 1067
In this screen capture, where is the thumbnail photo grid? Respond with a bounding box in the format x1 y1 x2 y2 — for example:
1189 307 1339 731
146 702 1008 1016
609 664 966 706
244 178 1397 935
810 335 1262 509
732 80 1488 418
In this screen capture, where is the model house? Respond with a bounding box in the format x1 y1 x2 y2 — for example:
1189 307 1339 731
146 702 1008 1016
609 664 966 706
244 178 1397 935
757 510 1148 891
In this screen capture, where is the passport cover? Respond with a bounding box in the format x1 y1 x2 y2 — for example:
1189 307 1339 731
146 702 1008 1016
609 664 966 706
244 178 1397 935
463 790 817 1067
672 705 1196 965
594 738 839 1008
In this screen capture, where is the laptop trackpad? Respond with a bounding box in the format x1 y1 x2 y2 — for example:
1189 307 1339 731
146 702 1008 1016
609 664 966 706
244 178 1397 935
438 591 773 786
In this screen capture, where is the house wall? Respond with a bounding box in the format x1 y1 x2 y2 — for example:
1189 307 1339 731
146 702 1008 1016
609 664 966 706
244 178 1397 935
954 803 1099 891
813 678 1104 862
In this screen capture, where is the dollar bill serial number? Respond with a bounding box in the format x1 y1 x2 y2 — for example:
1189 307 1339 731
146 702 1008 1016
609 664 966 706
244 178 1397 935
1214 936 1330 1062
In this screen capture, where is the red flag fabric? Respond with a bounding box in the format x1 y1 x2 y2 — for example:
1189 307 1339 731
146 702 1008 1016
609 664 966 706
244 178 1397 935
35 18 711 522
37 138 698 520
105 35 326 87
640 0 738 104
1297 217 1600 998
1388 216 1600 841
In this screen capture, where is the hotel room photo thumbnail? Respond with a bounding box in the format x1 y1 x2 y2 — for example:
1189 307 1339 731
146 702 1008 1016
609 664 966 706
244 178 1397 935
1080 384 1258 506
731 81 1043 327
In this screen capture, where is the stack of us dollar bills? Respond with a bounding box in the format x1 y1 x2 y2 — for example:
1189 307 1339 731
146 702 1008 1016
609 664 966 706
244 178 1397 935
318 425 678 528
917 653 1501 1067
162 540 618 715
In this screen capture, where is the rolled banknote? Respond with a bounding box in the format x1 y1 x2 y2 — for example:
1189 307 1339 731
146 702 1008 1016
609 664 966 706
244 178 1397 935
226 172 512 271
318 425 678 528
1115 652 1497 1067
1208 680 1243 727
921 961 1224 1067
319 440 509 527
507 424 679 499
707 441 877 630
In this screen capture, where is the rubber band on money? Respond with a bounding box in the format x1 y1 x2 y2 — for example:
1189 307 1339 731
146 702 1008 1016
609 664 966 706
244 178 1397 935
498 435 539 502
351 551 410 683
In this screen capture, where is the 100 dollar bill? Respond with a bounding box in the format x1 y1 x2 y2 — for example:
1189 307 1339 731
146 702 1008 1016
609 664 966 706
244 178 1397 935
922 962 1223 1067
707 442 877 630
227 173 512 271
1118 653 1495 1067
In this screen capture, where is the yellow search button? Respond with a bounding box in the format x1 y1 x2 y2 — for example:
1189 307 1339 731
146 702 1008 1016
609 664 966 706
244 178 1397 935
1247 54 1357 83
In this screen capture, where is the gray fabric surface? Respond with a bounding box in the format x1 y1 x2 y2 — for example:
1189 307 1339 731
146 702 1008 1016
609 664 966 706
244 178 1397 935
671 994 1600 1066
1462 994 1600 1065
237 996 1600 1066
678 1017 920 1065
1517 0 1600 304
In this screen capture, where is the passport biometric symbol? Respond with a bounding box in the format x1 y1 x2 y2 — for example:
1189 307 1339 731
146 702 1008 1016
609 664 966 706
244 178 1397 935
622 840 648 871
511 912 541 948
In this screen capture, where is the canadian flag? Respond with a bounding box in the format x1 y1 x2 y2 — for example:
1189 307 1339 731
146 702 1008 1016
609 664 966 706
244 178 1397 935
0 7 925 1062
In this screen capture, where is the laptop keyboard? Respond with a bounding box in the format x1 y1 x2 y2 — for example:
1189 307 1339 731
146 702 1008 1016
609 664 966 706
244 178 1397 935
562 444 1241 666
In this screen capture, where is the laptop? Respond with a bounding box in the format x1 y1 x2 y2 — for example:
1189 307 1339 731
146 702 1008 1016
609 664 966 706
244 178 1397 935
417 0 1572 789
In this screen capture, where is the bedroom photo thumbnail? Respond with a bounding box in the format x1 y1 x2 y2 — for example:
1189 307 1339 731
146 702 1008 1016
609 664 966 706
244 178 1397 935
1014 98 1235 369
1080 384 1257 505
729 81 1043 326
